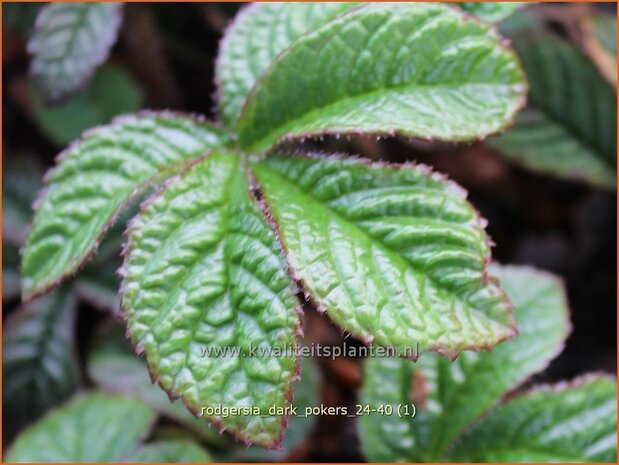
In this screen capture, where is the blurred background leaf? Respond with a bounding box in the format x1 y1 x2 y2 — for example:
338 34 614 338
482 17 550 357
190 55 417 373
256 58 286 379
31 64 143 146
28 2 124 103
3 288 79 440
489 33 617 189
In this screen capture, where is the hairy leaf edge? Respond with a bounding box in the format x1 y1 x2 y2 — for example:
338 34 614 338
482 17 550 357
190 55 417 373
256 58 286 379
430 263 574 457
21 111 229 303
251 152 518 360
213 2 366 129
117 152 303 450
236 5 529 153
446 372 617 458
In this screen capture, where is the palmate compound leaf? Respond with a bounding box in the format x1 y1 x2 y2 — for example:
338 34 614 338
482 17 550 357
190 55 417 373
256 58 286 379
28 3 124 103
490 34 617 188
450 376 617 462
6 393 156 462
3 288 79 434
253 155 516 359
457 3 523 23
21 112 231 301
237 2 526 153
358 264 571 462
120 152 300 448
216 2 359 127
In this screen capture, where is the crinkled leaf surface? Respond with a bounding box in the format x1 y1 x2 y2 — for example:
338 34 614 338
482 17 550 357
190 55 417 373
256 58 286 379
88 323 231 447
253 155 515 357
127 440 212 463
3 288 78 435
22 112 230 300
32 64 143 146
235 356 321 461
359 264 570 461
216 2 358 127
450 376 617 462
121 152 300 448
6 393 156 462
490 34 617 188
237 3 526 152
458 2 523 23
28 2 123 103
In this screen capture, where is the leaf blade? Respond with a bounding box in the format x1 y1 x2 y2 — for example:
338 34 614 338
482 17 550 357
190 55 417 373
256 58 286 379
21 112 230 300
450 376 617 462
490 34 617 188
358 264 571 461
6 393 156 462
120 152 300 448
237 3 526 152
253 155 515 358
28 2 124 103
3 289 79 436
216 2 359 127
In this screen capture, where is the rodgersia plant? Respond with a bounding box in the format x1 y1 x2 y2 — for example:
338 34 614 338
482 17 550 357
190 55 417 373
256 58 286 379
22 1 544 448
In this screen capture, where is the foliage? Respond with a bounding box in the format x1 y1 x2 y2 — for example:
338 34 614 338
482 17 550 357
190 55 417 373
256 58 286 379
489 33 617 188
359 265 616 462
7 1 617 458
5 393 210 463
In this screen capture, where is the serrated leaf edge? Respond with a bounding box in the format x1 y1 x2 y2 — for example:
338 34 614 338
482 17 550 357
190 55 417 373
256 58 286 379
251 152 518 360
236 4 529 153
431 262 574 457
21 111 228 303
214 2 366 129
117 152 303 450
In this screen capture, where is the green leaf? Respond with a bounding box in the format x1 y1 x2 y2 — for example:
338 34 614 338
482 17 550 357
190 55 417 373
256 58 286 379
450 376 617 462
88 323 234 448
21 112 230 301
32 64 143 146
127 440 211 463
235 356 321 461
359 264 571 461
120 152 300 448
6 393 156 463
3 289 79 436
253 155 516 358
458 2 523 23
490 34 617 188
237 3 526 153
216 2 359 127
28 2 123 103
